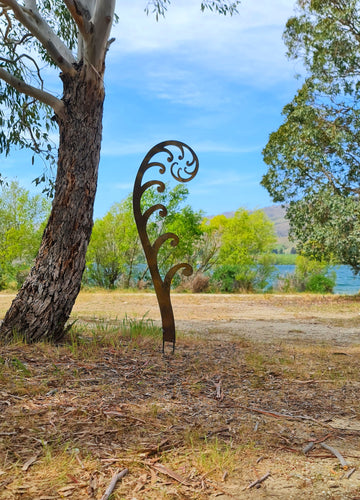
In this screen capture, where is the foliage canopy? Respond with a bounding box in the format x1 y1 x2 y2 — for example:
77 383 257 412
85 197 277 292
262 0 360 271
0 180 50 288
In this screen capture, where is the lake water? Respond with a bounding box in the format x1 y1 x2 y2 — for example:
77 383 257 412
276 265 360 295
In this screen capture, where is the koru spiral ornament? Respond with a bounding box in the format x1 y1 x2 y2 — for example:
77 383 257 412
132 141 199 352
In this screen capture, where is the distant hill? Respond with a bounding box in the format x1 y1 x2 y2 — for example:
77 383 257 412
261 205 290 238
261 205 293 251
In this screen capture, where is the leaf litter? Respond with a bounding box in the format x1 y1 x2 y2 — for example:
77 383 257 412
0 294 360 498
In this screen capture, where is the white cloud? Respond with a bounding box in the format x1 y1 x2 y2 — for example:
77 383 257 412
111 0 298 89
145 68 209 107
94 1 302 218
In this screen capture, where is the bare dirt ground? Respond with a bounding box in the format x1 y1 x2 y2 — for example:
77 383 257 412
72 292 360 346
0 292 360 499
1 291 359 345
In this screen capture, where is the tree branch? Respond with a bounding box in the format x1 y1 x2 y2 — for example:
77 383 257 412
1 0 76 74
0 66 64 116
63 0 93 40
85 0 115 72
0 52 44 88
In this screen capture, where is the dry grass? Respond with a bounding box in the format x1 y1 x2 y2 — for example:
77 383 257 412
0 293 360 499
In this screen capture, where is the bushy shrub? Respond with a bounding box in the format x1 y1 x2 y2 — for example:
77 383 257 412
275 256 336 293
190 273 210 293
176 273 210 293
211 265 242 292
306 274 335 293
0 264 31 290
210 259 276 293
137 279 150 290
275 274 301 293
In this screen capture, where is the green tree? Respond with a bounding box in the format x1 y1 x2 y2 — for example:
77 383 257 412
85 184 204 289
262 0 360 272
220 209 276 264
84 195 141 288
0 1 240 342
196 215 227 273
0 180 50 288
157 205 204 279
211 209 277 292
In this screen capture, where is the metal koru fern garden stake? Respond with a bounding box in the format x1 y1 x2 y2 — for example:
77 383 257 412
132 141 199 352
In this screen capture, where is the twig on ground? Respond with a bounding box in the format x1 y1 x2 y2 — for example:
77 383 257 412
150 462 192 486
74 449 84 468
103 410 146 424
246 471 271 489
22 453 40 472
303 442 316 454
101 468 128 500
141 438 175 457
239 405 335 429
303 433 333 454
312 433 333 444
345 467 356 479
206 428 230 438
320 443 349 468
213 380 223 400
276 446 299 453
293 379 336 384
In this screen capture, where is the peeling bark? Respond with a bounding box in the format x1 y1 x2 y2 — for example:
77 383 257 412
0 65 104 343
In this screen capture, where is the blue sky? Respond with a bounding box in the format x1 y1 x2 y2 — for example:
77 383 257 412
3 0 303 219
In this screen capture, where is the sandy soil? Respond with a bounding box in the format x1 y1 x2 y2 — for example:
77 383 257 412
1 291 357 344
70 292 360 346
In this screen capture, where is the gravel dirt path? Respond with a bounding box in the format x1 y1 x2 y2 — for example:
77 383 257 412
71 292 360 346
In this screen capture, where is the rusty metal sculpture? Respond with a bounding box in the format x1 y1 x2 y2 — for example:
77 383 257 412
133 141 199 353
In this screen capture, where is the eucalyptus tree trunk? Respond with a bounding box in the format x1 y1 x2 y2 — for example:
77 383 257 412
0 0 115 343
0 68 104 342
